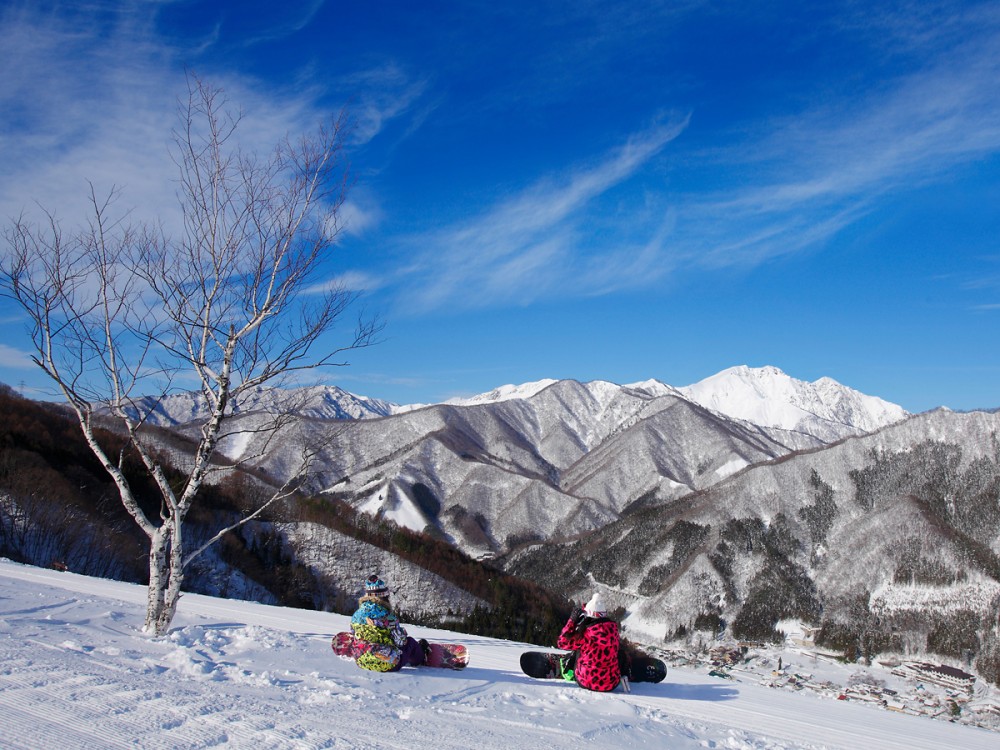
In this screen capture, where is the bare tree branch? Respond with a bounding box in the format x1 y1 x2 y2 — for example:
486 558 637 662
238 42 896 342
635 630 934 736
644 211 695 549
181 445 317 568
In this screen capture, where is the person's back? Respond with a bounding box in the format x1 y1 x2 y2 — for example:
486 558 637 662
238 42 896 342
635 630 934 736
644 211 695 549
351 595 403 646
349 574 427 672
556 592 621 692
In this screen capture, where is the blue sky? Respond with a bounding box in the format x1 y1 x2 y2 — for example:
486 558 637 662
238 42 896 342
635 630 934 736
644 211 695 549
1 1 999 412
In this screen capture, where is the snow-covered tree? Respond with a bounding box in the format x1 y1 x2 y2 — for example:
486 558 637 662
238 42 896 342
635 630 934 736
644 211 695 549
0 77 379 636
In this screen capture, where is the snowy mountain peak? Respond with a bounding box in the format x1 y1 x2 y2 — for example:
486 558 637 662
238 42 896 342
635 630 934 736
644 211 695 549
622 378 682 398
678 365 908 439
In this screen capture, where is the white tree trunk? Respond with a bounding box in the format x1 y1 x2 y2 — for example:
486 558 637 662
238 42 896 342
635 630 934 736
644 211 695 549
144 521 188 637
144 525 171 634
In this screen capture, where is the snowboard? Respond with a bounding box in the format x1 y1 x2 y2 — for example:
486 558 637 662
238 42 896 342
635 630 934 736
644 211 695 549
331 631 469 670
519 650 568 679
519 650 666 684
627 655 667 683
423 641 470 670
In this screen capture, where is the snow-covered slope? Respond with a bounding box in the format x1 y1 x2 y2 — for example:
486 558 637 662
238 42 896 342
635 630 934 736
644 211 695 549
2 559 996 750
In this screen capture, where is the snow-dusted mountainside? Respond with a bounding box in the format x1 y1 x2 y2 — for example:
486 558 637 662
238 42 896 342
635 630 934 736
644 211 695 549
506 406 1000 673
678 365 909 441
194 385 782 554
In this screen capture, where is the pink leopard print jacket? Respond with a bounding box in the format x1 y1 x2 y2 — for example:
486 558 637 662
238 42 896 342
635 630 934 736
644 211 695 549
556 616 621 692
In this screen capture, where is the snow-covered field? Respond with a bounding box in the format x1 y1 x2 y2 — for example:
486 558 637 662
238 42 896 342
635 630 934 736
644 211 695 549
1 558 996 750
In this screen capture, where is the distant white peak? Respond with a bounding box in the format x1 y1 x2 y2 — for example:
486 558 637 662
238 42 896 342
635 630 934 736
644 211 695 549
118 382 400 426
445 379 559 406
681 365 796 403
623 379 681 398
393 402 430 414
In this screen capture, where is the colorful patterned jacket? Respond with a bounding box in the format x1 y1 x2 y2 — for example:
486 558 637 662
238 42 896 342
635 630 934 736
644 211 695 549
350 595 409 672
556 615 621 692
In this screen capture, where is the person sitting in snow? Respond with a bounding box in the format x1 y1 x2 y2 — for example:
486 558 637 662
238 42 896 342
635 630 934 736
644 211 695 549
350 574 427 672
556 592 622 692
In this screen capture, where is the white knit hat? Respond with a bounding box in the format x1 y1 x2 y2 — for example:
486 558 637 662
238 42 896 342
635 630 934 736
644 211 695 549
584 592 606 616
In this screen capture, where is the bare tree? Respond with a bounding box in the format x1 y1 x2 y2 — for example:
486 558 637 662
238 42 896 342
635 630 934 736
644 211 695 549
0 77 379 636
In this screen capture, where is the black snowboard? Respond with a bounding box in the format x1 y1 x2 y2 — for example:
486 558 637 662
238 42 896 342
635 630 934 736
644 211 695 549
520 651 565 679
520 650 666 684
627 655 667 683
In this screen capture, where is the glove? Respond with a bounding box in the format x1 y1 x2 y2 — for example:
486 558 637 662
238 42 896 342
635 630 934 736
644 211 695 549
569 606 586 626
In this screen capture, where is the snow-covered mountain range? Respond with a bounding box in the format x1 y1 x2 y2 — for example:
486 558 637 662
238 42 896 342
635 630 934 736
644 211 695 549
128 365 909 437
163 366 905 560
120 383 397 426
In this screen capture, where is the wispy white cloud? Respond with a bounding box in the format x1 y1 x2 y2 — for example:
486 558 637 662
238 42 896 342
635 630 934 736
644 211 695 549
0 343 36 370
335 63 432 146
397 118 689 311
238 0 327 46
305 270 385 295
338 195 383 237
0 3 174 224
